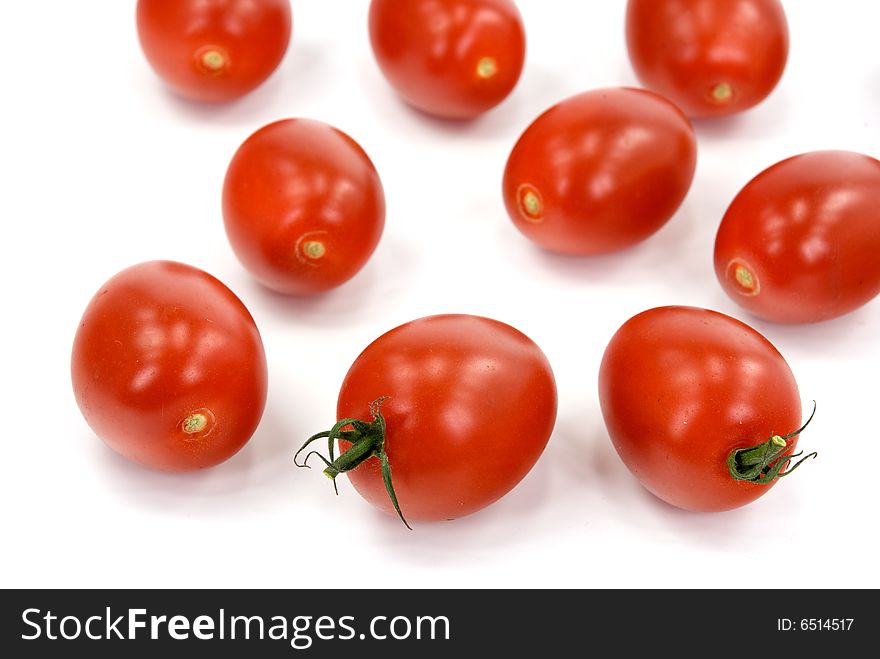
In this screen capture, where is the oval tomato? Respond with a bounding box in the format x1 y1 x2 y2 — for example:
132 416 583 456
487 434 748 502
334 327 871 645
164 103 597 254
222 119 385 296
296 314 557 526
598 306 814 512
502 87 697 255
136 0 292 103
714 151 880 324
625 0 789 118
368 0 526 119
71 261 268 471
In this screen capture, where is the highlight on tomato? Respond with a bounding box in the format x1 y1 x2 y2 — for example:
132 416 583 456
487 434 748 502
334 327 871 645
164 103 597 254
625 0 789 118
222 119 385 296
368 0 526 119
714 150 880 324
598 306 816 512
502 87 697 255
295 314 558 528
136 0 292 103
71 261 269 471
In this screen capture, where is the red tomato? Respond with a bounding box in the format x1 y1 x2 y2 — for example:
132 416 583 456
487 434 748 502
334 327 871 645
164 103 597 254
71 261 268 471
715 151 880 324
598 306 815 512
296 315 557 525
502 87 697 255
368 0 526 119
222 119 385 296
626 0 789 118
136 0 292 103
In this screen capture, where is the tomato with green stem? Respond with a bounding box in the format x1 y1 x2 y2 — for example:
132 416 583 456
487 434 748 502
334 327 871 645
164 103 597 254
598 306 815 512
625 0 789 118
714 150 880 324
296 314 557 527
368 0 526 119
71 261 268 471
136 0 292 103
222 119 385 296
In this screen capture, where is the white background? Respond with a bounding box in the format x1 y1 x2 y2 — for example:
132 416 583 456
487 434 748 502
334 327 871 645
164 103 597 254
1 0 878 589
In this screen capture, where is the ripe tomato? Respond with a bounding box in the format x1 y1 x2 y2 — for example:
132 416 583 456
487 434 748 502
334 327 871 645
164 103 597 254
222 119 385 296
368 0 526 119
136 0 292 103
626 0 789 118
296 315 557 526
599 306 815 512
715 151 880 324
71 261 268 471
502 87 697 255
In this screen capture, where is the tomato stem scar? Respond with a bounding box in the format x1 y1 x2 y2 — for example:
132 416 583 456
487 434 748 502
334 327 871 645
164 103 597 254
711 82 733 103
294 397 411 530
517 185 544 222
181 408 215 439
727 260 760 296
195 46 229 74
202 51 225 70
183 415 206 433
301 240 326 260
476 56 498 79
727 401 818 483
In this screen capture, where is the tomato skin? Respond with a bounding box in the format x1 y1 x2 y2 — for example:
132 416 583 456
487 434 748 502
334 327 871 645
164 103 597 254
625 0 788 118
222 119 385 296
714 151 880 324
502 87 697 255
71 261 268 471
136 0 292 103
598 306 801 512
336 315 557 522
368 0 526 119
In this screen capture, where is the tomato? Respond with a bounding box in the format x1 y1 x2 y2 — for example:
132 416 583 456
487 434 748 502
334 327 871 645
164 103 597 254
714 151 880 324
71 261 268 471
368 0 526 119
598 306 815 512
296 315 557 526
625 0 789 118
502 87 697 255
222 119 385 296
136 0 292 103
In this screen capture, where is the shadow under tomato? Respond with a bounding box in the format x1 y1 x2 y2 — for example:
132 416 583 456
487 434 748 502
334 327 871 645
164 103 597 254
720 300 880 360
136 39 328 128
356 58 573 142
690 88 793 143
240 234 419 329
92 405 301 517
502 200 711 296
536 406 783 548
585 422 820 551
348 411 632 565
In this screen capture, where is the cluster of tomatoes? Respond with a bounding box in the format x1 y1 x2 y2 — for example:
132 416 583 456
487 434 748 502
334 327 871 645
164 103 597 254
71 1 880 528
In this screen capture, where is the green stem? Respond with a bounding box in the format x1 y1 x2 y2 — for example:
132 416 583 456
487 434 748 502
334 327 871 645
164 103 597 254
728 402 818 483
295 397 412 530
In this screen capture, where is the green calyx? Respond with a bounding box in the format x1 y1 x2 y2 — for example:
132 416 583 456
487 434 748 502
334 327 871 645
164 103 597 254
727 401 818 483
294 397 411 530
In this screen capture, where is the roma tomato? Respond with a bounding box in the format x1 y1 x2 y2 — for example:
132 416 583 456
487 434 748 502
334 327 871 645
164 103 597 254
296 315 557 526
599 306 815 512
626 0 788 118
136 0 292 103
71 261 268 471
222 119 385 296
368 0 526 119
503 88 697 255
714 151 880 324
